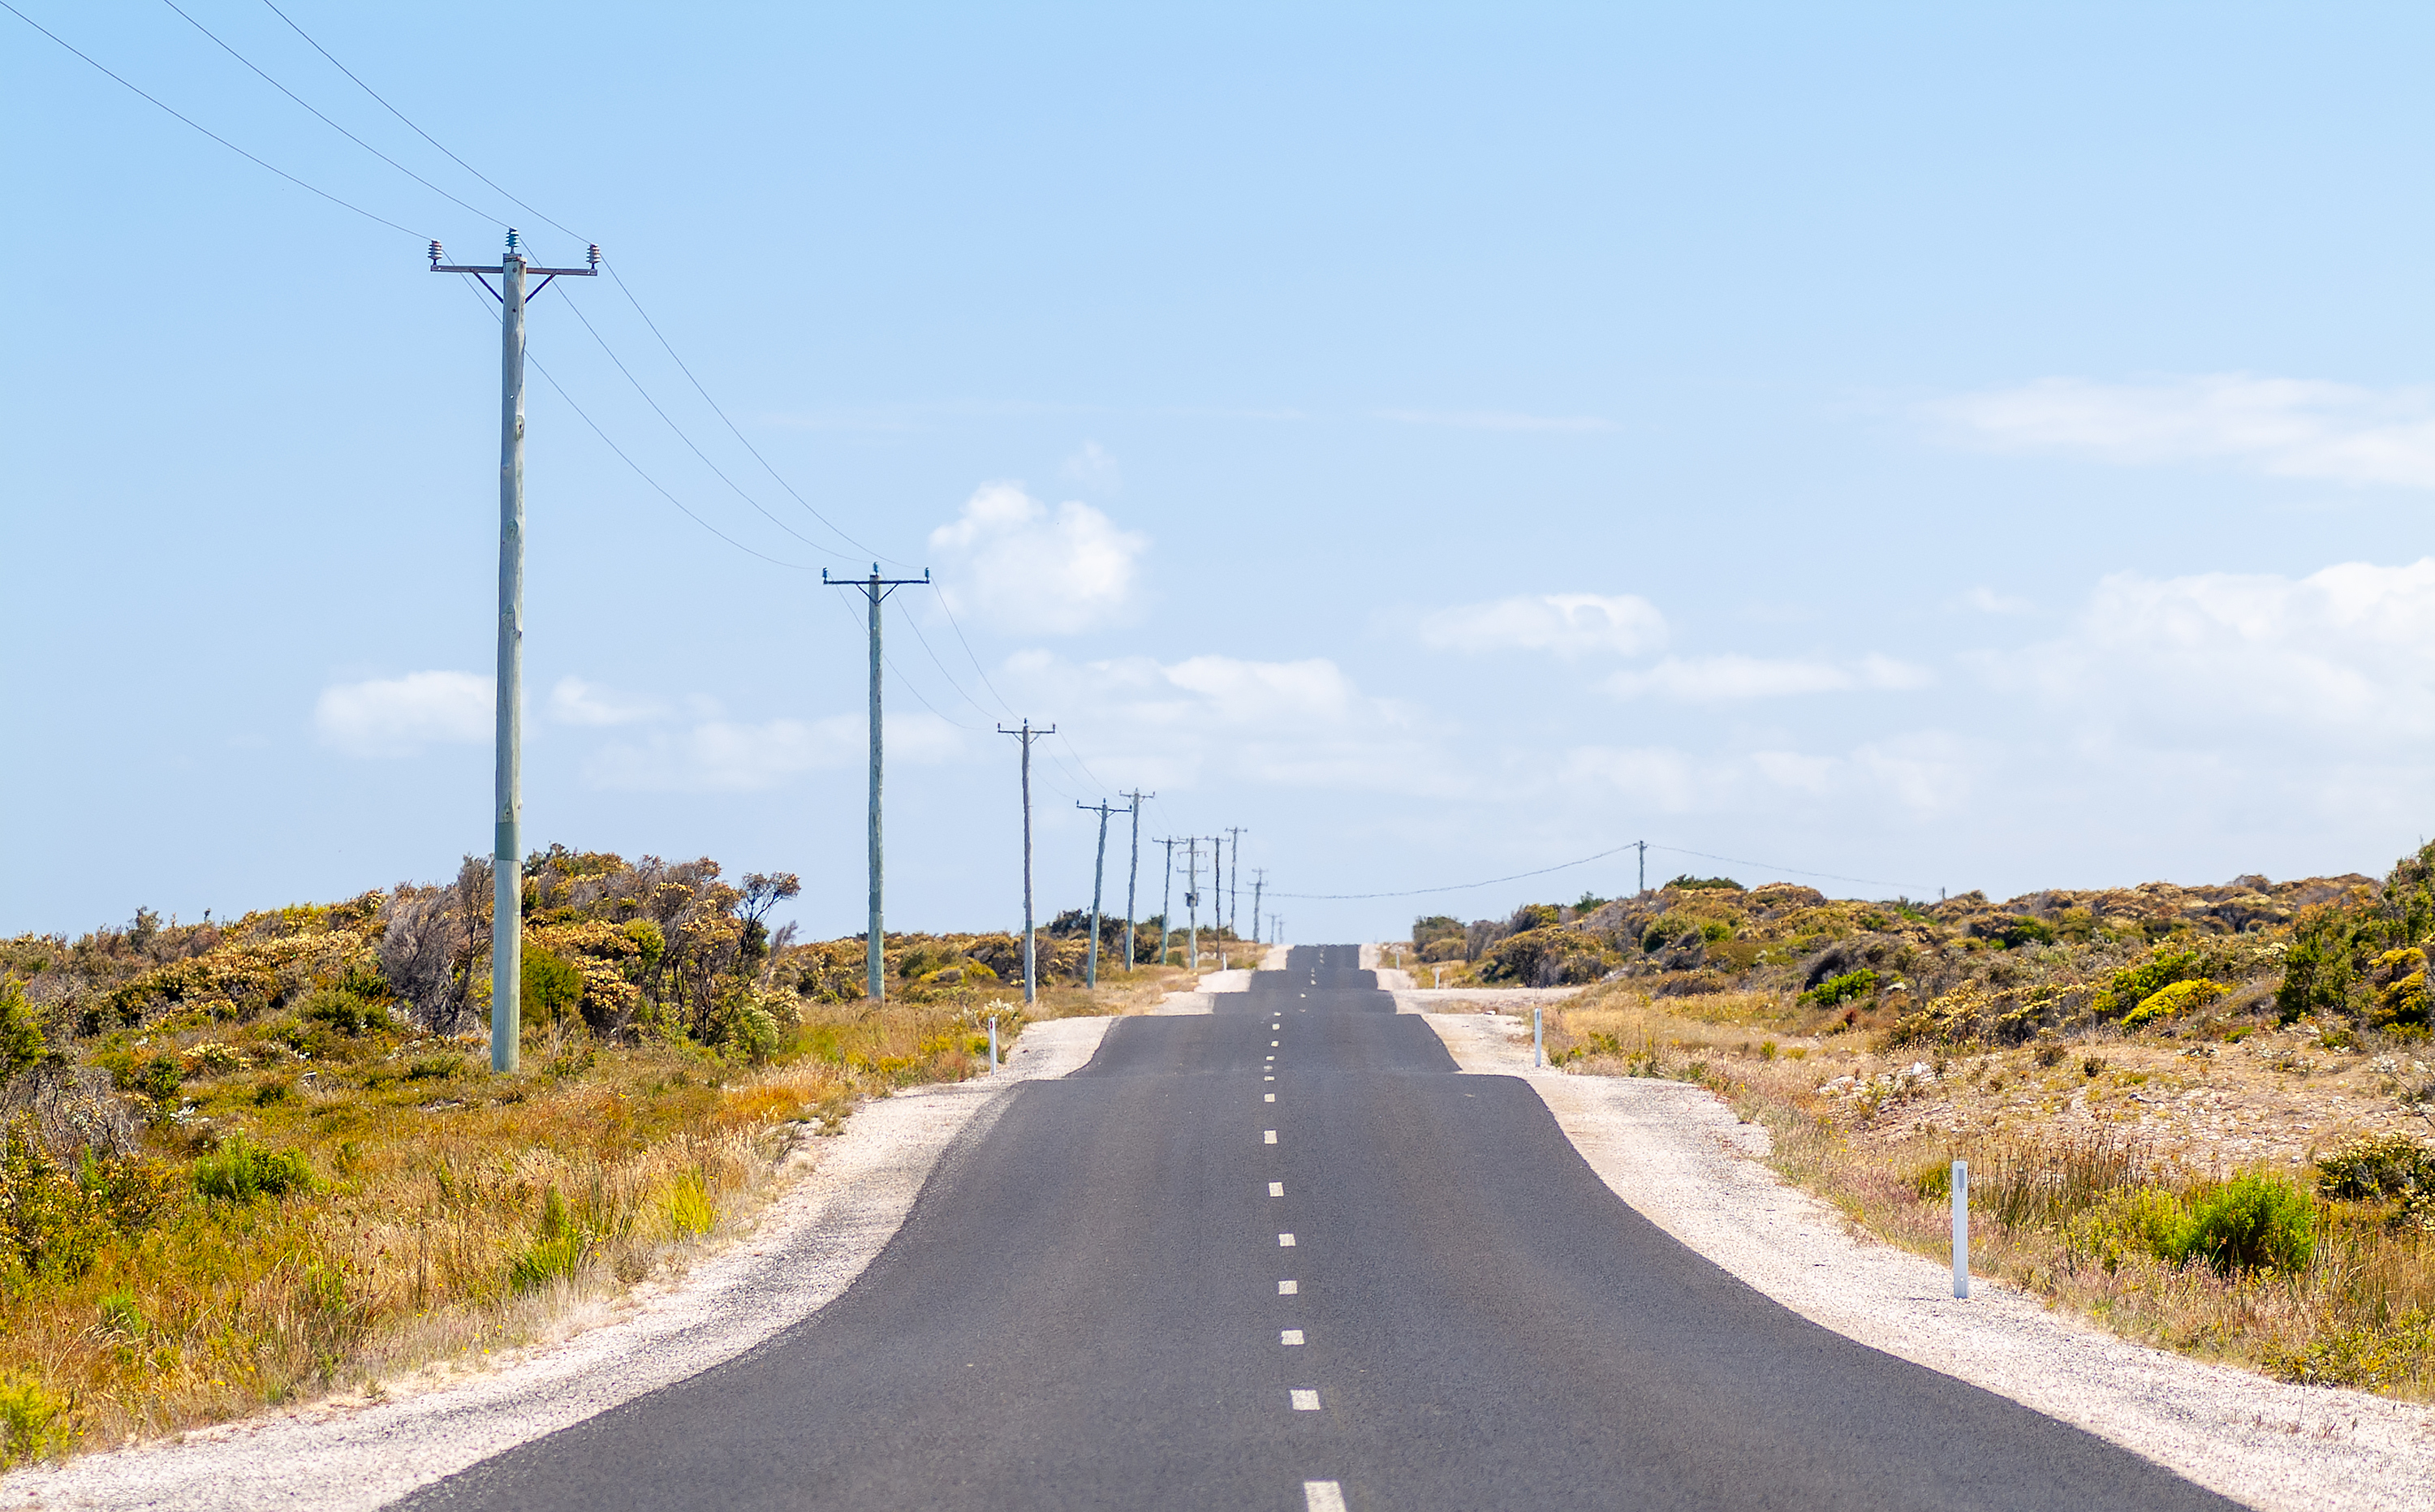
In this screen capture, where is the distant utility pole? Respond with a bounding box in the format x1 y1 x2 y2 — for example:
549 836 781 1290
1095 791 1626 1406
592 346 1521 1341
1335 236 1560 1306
1251 869 1266 947
1185 837 1202 971
825 564 930 1002
998 721 1056 1004
1120 790 1153 970
1636 839 1648 896
429 230 597 1076
1156 836 1179 969
1225 826 1247 943
1076 799 1115 988
1209 834 1227 970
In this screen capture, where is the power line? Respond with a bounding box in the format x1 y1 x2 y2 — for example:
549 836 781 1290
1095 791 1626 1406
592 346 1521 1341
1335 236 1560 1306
2 0 426 239
157 0 506 229
258 0 588 243
555 289 851 560
930 590 1016 714
252 0 899 574
1644 844 1929 895
601 261 901 566
1269 840 1931 902
1268 841 1648 901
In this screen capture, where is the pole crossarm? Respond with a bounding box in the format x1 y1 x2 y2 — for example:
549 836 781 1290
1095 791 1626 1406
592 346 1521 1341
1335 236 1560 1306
430 232 598 305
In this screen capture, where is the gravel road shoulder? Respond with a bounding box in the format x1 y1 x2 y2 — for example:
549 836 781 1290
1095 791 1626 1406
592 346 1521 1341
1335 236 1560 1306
0 1019 1116 1512
1419 1006 2435 1512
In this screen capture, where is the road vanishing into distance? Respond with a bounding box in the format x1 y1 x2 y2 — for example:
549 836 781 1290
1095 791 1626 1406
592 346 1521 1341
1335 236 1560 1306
402 946 2238 1511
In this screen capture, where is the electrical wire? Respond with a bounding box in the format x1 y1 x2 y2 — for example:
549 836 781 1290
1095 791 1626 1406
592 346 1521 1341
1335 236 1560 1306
1267 841 1648 901
1644 845 1929 894
817 591 984 734
601 261 903 566
1269 840 1931 902
932 591 1017 714
557 289 851 560
258 0 588 244
157 0 506 230
444 276 816 571
256 0 903 571
2 0 426 239
897 608 1000 724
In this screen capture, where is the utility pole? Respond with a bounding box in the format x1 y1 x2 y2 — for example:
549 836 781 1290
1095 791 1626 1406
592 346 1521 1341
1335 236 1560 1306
429 230 597 1075
1251 868 1266 947
1209 834 1226 970
1185 837 1201 971
1225 826 1247 942
1077 799 1114 988
1156 836 1179 969
1120 790 1153 970
825 565 930 1002
998 722 1056 1004
1636 839 1648 896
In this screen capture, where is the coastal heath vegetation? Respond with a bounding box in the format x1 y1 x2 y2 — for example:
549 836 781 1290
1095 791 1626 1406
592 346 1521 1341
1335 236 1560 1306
1419 845 2435 1398
0 845 1177 1467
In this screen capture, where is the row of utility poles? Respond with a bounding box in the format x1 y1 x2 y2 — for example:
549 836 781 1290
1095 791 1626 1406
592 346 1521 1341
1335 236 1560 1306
433 229 1261 1058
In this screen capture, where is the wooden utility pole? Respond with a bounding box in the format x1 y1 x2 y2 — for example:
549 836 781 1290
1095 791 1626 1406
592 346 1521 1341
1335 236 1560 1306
1156 836 1179 970
825 564 930 1002
1076 799 1115 988
1251 868 1266 947
1209 834 1225 970
1185 837 1201 971
1225 826 1248 942
998 722 1056 1003
1120 790 1153 970
428 231 597 1075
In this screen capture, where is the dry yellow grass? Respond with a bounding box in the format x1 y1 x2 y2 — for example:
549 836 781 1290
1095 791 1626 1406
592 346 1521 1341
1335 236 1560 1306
1528 984 2435 1398
0 973 1168 1465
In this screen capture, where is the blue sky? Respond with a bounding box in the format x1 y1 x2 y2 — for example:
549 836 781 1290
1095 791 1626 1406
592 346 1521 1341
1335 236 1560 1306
6 2 2434 943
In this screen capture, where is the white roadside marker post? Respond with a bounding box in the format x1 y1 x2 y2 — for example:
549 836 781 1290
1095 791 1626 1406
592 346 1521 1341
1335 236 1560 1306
989 1017 1000 1075
1533 1006 1544 1067
1952 1158 1970 1299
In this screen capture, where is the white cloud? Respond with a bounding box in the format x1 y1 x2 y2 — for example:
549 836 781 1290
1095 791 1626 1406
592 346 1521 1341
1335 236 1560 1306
999 650 1457 796
2000 557 2435 747
928 482 1148 635
1417 593 1667 657
1934 374 2435 489
1962 586 2033 615
1059 441 1122 493
1605 653 1932 700
1374 409 1614 433
584 713 961 793
1557 737 1973 820
548 677 661 727
314 671 490 757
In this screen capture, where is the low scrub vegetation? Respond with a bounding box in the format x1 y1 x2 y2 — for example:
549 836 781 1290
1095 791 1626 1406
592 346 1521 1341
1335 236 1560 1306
0 846 1177 1467
1528 970 2435 1398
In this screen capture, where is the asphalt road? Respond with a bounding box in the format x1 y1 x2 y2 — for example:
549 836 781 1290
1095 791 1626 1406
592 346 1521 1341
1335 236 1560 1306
399 946 2239 1511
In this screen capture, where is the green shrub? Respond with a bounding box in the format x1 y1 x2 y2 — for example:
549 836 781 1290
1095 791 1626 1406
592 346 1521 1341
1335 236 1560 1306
1666 875 1741 891
2177 1173 2313 1274
0 1372 71 1468
520 950 584 1028
2062 1187 2187 1273
1987 915 2056 950
2278 902 2366 1023
300 987 392 1036
666 1174 716 1238
1482 927 1615 987
0 978 46 1080
2099 950 2203 1019
134 1054 182 1105
508 1186 587 1294
1801 968 1879 1008
192 1136 312 1202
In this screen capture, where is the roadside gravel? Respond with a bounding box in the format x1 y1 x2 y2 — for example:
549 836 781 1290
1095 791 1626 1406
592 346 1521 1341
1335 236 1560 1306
1419 1003 2435 1512
0 1019 1115 1512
